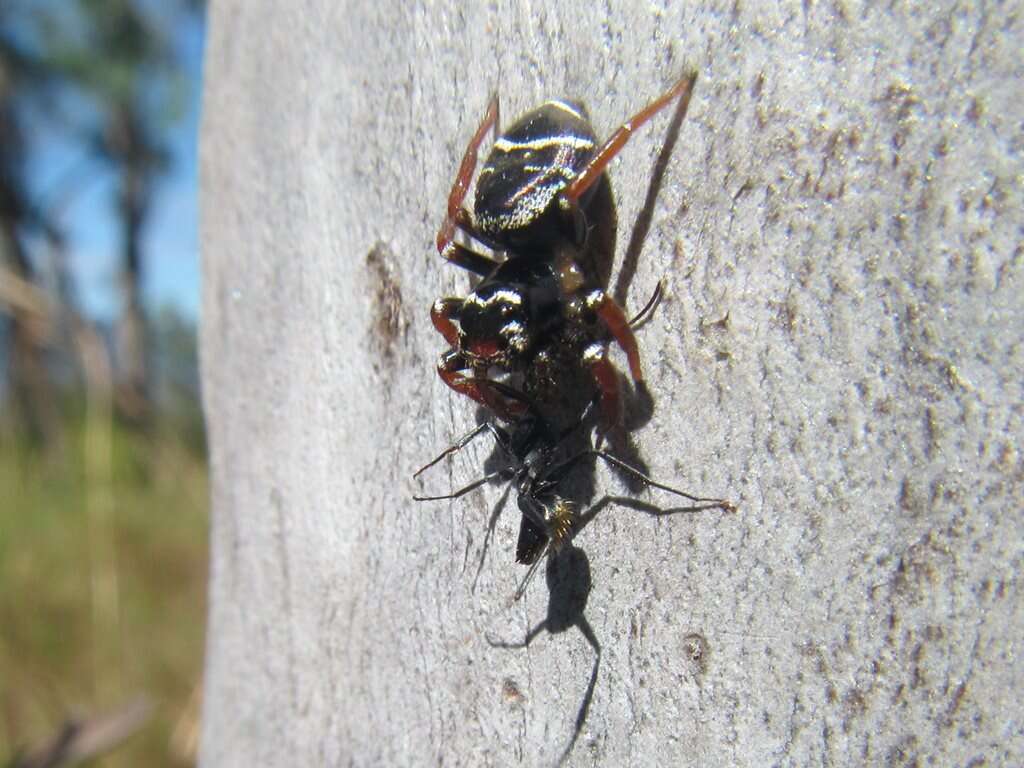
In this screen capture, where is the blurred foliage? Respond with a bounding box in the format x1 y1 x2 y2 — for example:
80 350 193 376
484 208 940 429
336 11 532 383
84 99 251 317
42 0 195 416
1 1 209 765
150 307 204 456
1 0 205 427
0 416 208 766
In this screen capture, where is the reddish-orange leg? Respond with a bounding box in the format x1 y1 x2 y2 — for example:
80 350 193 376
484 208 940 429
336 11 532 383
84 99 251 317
430 298 461 346
437 94 501 259
582 281 666 427
563 72 697 420
594 293 643 383
583 342 622 428
564 71 697 206
437 350 527 421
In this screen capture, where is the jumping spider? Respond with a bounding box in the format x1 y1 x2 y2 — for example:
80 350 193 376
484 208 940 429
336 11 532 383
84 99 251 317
431 71 697 426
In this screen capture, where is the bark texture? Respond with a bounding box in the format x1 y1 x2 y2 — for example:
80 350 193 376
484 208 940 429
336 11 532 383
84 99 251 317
199 2 1022 765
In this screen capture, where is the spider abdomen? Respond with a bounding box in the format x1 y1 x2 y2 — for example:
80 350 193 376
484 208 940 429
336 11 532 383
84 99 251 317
474 100 597 245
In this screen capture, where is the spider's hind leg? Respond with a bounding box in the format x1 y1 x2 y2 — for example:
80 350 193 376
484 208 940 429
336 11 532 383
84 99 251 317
437 94 501 259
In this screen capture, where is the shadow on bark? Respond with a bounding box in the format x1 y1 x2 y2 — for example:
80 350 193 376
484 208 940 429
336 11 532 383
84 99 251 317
486 544 600 767
482 494 729 764
613 76 693 310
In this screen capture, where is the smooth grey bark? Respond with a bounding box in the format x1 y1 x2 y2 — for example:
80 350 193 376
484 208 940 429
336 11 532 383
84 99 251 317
199 2 1022 766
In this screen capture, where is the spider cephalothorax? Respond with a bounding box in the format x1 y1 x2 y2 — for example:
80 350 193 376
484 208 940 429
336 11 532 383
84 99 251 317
451 258 560 368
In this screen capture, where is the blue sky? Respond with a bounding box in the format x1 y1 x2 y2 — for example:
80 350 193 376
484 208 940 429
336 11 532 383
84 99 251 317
23 4 205 324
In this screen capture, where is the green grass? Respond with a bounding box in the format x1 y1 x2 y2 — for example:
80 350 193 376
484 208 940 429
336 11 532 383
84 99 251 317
0 416 208 766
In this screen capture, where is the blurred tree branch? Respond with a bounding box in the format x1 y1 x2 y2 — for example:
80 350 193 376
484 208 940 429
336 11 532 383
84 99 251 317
0 24 62 445
7 696 152 768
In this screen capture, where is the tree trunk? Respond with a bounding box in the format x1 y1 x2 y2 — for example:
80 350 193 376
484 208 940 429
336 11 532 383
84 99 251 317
199 3 1023 765
1 216 58 446
113 108 153 423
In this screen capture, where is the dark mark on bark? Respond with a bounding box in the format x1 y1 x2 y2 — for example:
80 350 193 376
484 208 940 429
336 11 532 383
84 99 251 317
365 241 408 362
682 632 709 675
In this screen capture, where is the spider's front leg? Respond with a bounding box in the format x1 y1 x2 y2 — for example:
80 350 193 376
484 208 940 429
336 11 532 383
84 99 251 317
436 349 491 408
430 297 463 346
435 348 527 422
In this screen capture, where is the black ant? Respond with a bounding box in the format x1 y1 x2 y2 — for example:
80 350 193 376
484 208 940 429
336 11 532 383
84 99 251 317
413 385 734 600
430 72 697 426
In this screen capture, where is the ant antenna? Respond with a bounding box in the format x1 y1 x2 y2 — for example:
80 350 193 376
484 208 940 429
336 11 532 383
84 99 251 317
413 422 498 478
413 468 511 501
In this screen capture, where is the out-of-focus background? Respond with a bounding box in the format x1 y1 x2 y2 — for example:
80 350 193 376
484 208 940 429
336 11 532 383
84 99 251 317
1 1 207 765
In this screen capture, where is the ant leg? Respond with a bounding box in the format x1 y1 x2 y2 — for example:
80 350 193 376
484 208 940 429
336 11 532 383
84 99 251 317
413 468 510 501
545 448 735 512
437 94 501 258
592 450 735 511
586 289 643 382
413 421 511 479
563 72 696 205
